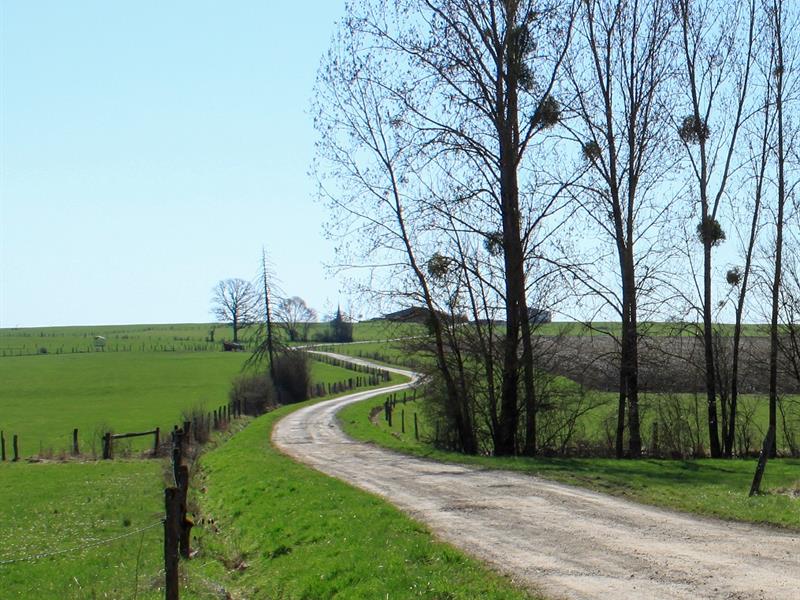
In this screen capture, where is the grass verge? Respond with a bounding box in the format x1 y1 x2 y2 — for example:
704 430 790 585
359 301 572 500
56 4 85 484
184 394 540 599
339 392 800 531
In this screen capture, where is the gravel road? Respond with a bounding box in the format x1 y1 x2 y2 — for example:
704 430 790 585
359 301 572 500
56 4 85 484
272 353 800 600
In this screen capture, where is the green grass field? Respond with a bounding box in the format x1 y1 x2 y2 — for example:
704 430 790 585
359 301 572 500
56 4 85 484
0 352 385 458
0 351 407 598
0 320 426 357
340 391 800 530
0 352 249 456
0 459 165 599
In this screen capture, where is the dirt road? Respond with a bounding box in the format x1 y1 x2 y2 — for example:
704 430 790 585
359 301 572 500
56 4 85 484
272 353 799 600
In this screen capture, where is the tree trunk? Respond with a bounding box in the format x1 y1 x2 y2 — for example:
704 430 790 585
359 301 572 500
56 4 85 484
703 240 722 457
769 0 787 458
521 302 537 456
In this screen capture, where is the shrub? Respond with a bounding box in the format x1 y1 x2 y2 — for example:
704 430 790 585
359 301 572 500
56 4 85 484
229 374 276 416
273 351 311 404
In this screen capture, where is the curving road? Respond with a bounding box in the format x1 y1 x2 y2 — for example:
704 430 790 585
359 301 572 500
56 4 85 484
272 352 800 600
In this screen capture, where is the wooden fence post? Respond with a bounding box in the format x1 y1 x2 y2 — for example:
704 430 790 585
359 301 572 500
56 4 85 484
102 432 112 460
154 427 161 455
414 413 419 440
164 488 180 600
651 422 659 457
1 431 5 461
749 427 776 497
401 409 405 434
183 421 191 445
175 465 192 559
72 428 79 455
172 441 182 484
12 435 19 462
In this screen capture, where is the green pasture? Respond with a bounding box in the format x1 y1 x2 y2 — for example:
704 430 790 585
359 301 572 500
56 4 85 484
0 459 165 599
0 352 248 456
0 353 405 598
344 383 800 457
0 319 773 358
0 351 374 458
340 391 800 530
0 323 228 356
0 320 426 356
183 397 538 599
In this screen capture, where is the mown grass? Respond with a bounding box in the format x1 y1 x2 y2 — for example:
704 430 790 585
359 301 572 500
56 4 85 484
0 352 249 456
0 352 377 458
340 391 800 530
183 398 539 599
0 459 165 599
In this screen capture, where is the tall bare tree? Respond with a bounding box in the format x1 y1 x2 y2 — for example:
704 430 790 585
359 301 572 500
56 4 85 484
211 278 259 343
316 0 575 455
765 0 799 456
673 0 757 458
563 0 677 457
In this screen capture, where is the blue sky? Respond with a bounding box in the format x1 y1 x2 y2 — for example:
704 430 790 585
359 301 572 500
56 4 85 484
1 1 347 327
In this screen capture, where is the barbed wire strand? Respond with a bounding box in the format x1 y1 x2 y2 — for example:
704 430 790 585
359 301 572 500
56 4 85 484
0 520 163 566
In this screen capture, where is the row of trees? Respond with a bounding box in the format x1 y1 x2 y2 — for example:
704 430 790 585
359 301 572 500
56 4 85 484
211 279 317 343
315 0 799 457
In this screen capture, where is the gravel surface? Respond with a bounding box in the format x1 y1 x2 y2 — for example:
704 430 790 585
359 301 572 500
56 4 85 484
272 353 800 600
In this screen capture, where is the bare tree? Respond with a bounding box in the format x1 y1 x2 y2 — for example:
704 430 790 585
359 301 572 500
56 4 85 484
765 0 799 456
673 0 757 458
277 296 317 342
315 0 576 455
563 0 677 457
211 278 259 343
724 20 778 456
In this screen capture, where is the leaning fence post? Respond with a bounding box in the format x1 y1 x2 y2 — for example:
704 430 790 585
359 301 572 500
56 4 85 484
1 431 5 461
414 413 419 440
749 427 776 497
12 435 19 462
72 428 79 455
164 487 180 600
102 432 112 460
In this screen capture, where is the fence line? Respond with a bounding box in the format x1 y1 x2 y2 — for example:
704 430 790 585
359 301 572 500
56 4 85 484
0 520 163 566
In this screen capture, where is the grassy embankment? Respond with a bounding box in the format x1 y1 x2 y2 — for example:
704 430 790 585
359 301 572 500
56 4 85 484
339 390 800 530
182 390 539 599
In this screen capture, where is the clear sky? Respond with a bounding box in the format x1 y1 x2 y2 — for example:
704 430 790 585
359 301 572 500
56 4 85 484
0 1 348 327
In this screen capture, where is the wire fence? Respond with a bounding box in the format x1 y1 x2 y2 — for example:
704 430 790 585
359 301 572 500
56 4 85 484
0 520 163 566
